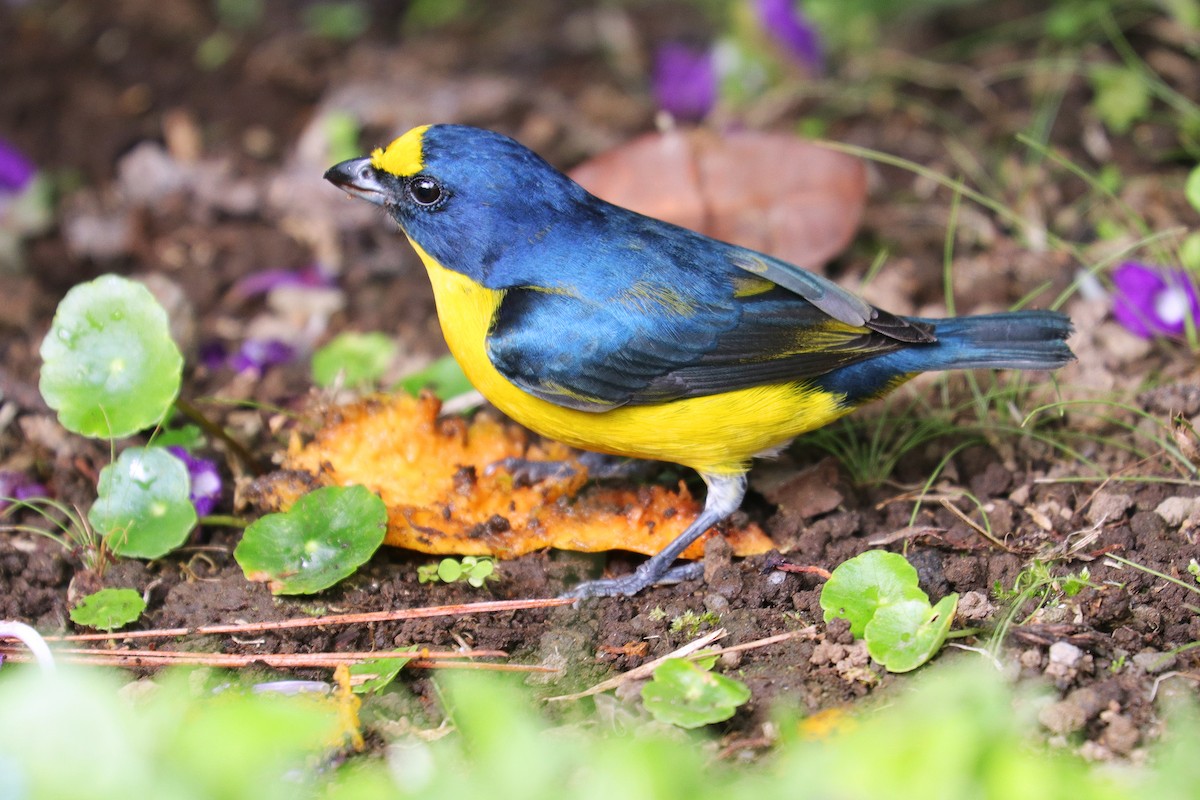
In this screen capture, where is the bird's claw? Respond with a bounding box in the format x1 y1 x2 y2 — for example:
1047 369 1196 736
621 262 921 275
485 456 578 486
560 561 705 600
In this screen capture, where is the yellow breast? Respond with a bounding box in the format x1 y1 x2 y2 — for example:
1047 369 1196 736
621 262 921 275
408 238 852 475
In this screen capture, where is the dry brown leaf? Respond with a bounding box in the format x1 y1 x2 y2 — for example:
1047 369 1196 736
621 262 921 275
247 393 771 560
569 128 867 269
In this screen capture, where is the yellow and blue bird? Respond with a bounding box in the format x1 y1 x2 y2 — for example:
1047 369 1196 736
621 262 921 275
325 124 1074 597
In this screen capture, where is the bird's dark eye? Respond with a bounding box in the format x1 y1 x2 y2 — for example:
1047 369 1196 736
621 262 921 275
408 176 444 207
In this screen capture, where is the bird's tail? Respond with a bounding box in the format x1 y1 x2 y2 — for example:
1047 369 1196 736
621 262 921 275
916 310 1075 372
815 310 1073 405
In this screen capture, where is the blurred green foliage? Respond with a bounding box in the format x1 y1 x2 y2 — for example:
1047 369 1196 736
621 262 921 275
2 661 1197 799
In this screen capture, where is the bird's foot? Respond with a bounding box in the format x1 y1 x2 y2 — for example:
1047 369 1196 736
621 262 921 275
561 560 704 599
485 455 578 485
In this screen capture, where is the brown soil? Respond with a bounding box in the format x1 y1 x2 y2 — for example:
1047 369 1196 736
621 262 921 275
1 0 1198 760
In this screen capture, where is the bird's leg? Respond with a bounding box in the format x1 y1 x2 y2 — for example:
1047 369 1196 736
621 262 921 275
562 472 747 598
487 450 651 486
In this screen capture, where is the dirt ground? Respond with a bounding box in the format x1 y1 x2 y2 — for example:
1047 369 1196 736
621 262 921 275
2 0 1198 759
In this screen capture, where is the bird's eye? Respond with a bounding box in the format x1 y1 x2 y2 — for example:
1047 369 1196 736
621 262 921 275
408 176 444 207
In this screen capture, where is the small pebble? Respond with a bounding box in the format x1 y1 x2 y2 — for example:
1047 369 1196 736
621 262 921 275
1132 649 1177 674
1038 699 1088 735
1154 496 1200 527
1019 648 1043 670
703 593 730 615
1039 686 1104 735
1085 491 1132 525
954 590 995 622
1048 641 1084 669
1099 709 1139 755
719 649 743 670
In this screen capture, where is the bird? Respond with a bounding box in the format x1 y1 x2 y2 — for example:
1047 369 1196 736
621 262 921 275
325 124 1075 598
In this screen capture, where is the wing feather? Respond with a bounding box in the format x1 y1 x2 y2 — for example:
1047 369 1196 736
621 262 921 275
484 210 933 411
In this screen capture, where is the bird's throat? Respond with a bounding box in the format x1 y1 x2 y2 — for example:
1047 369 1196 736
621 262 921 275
405 235 507 393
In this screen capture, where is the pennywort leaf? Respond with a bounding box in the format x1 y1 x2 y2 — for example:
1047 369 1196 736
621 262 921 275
1089 65 1150 135
396 355 473 401
820 550 958 673
641 658 751 728
39 274 183 439
234 485 387 595
311 332 397 390
349 646 418 694
1185 164 1200 215
418 556 498 588
69 588 146 631
89 446 197 559
819 550 928 638
864 594 959 673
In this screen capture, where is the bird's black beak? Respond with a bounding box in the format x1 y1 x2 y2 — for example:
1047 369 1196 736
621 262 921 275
324 157 389 206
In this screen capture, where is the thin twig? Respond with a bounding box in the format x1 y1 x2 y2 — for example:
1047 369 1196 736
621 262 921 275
771 563 832 580
546 628 727 702
945 642 1004 671
1034 475 1200 488
3 646 506 662
402 660 558 673
0 649 556 672
546 628 806 703
867 525 945 546
939 497 1013 551
46 597 575 642
875 489 963 509
1148 671 1200 702
698 629 812 659
173 395 260 475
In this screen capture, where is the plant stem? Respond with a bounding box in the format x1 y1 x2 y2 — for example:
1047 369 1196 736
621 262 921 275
198 514 249 529
173 395 260 474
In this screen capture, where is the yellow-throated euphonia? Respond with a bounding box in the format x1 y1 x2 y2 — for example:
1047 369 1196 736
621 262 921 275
325 124 1074 597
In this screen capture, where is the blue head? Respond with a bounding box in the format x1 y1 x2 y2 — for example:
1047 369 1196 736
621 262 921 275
325 125 600 288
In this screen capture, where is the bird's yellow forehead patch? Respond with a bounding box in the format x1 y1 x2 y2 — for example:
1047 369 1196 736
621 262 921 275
370 124 431 177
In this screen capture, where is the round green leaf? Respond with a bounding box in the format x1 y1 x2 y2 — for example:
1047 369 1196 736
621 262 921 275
1089 65 1150 135
465 558 495 588
349 646 418 694
89 446 197 559
864 594 959 673
437 558 464 583
311 332 397 389
1186 164 1200 215
234 484 387 595
396 355 474 401
1180 232 1200 272
69 588 146 631
820 550 929 638
640 658 751 729
39 274 183 438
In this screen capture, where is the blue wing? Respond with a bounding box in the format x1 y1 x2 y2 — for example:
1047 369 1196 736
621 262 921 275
484 211 932 412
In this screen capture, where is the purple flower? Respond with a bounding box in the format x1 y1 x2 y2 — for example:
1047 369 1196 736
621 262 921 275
198 337 296 373
754 0 823 72
231 263 336 300
653 43 717 121
166 447 222 517
0 470 48 512
1111 262 1200 339
199 340 230 371
231 338 295 373
0 138 35 193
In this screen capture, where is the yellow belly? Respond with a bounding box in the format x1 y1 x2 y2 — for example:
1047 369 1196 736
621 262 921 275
411 239 851 475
